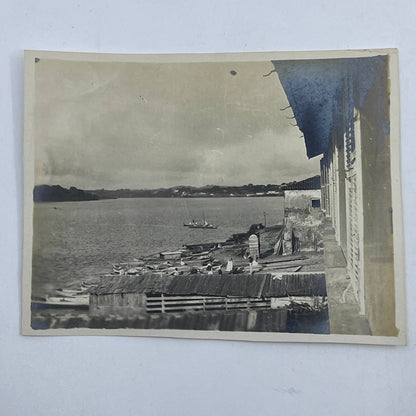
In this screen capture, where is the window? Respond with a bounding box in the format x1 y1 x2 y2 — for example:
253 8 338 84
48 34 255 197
311 199 321 208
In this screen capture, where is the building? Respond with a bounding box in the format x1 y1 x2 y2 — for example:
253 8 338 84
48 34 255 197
274 54 397 336
88 272 327 331
282 190 324 255
281 175 321 191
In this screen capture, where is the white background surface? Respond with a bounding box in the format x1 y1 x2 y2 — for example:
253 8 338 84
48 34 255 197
1 1 415 415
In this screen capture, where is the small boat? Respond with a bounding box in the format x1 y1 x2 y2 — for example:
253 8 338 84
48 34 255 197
55 288 85 297
126 267 141 275
81 281 98 291
184 224 217 229
47 295 89 303
31 295 89 309
184 220 217 229
184 213 217 229
159 250 185 260
112 264 125 274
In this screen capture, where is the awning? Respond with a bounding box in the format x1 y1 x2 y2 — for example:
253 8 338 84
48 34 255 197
273 55 387 158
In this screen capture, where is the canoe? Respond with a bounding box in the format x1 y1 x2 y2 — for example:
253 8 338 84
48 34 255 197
184 224 217 229
159 250 185 260
31 295 89 309
55 288 86 297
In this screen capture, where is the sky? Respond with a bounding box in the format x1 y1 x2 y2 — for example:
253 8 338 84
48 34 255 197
34 58 320 189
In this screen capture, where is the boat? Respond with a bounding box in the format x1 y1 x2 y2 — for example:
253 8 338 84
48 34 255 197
184 219 217 229
184 213 217 229
159 249 185 260
31 294 89 309
47 295 89 303
55 288 86 297
184 223 217 229
81 281 99 291
112 264 125 274
126 267 143 275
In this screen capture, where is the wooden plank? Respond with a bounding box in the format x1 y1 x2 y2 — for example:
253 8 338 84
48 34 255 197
259 255 308 265
147 295 225 302
155 303 270 311
245 273 267 298
164 305 205 312
220 274 244 297
197 275 226 296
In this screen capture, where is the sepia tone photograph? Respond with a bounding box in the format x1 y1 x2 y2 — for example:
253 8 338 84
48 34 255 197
22 49 405 344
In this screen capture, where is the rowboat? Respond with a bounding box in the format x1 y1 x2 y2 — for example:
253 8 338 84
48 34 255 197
31 295 89 309
184 220 217 229
159 250 185 260
55 288 86 297
184 223 217 229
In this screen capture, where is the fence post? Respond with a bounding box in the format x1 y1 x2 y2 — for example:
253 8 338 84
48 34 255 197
161 294 165 313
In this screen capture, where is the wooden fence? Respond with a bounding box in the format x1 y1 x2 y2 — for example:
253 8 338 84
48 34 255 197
146 294 271 314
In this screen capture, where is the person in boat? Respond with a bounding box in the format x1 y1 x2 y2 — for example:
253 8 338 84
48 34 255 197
203 219 208 227
206 263 213 275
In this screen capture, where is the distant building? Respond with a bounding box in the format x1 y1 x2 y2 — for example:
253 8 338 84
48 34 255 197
282 190 324 255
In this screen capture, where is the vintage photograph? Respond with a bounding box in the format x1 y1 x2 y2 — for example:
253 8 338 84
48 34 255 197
22 49 405 343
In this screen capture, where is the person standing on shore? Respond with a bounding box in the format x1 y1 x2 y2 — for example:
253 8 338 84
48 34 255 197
226 257 233 273
248 255 254 275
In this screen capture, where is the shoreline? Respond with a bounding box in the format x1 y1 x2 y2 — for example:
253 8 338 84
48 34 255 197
33 194 286 203
31 219 328 333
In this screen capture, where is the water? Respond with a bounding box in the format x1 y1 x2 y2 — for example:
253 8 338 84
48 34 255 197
32 197 284 297
31 196 330 334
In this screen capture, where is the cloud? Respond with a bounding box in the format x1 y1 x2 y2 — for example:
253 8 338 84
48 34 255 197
34 59 319 189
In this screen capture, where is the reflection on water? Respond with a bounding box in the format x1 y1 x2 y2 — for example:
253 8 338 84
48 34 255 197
287 309 330 334
31 307 330 334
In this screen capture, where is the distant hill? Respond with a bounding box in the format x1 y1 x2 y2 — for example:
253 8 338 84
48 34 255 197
34 176 321 202
33 185 99 202
87 183 285 199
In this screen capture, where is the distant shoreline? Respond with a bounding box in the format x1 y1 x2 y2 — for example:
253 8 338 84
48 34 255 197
33 176 320 202
34 194 287 203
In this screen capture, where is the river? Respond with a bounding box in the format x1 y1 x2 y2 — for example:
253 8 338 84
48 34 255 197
32 196 284 297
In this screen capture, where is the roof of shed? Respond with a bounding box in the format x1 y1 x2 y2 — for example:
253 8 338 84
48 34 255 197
90 272 326 298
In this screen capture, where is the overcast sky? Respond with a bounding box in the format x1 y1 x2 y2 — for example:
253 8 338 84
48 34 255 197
34 58 320 189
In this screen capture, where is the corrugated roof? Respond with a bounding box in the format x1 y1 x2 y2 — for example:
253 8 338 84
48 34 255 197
91 272 326 298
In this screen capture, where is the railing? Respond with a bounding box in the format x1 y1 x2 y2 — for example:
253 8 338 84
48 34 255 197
146 294 271 314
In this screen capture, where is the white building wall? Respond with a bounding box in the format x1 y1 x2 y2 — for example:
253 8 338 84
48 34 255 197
343 107 365 315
